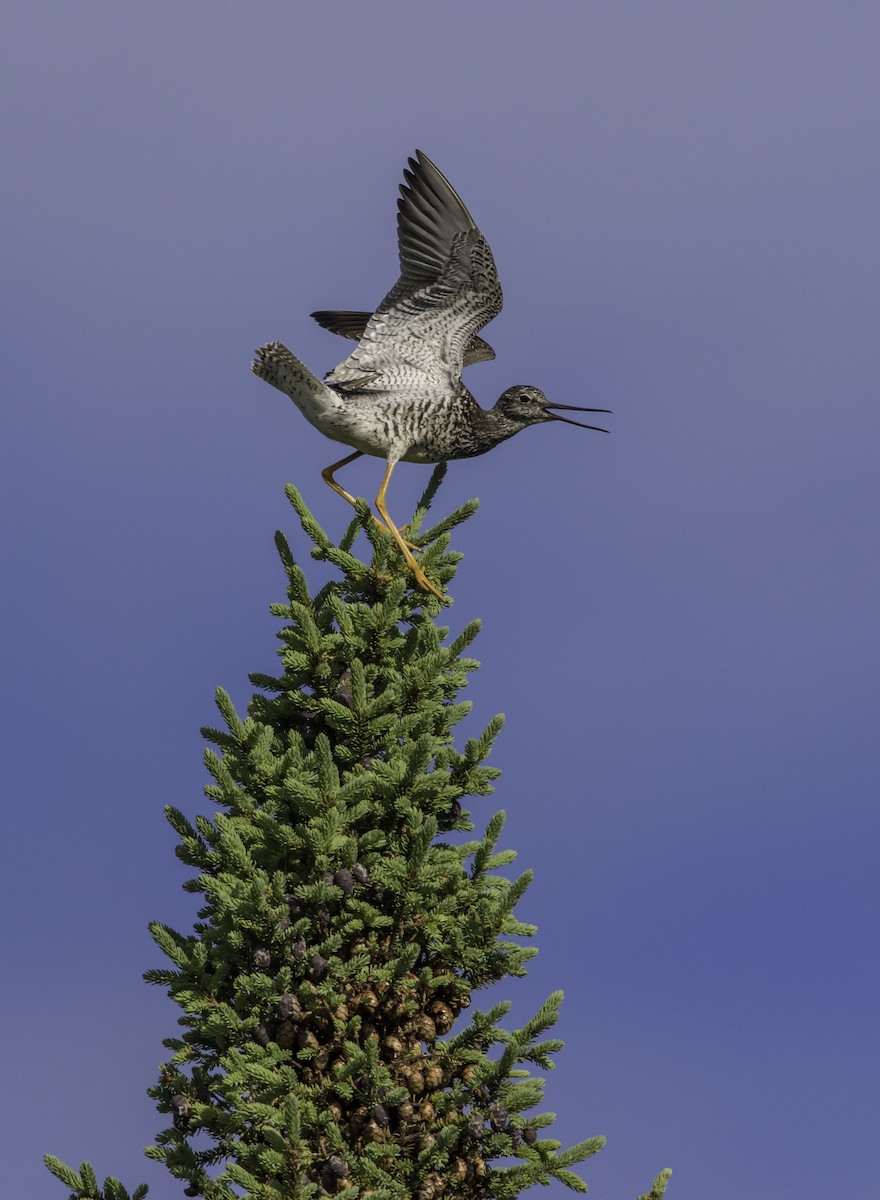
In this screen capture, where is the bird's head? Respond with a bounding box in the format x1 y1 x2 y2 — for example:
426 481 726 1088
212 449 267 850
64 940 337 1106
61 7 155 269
494 386 611 433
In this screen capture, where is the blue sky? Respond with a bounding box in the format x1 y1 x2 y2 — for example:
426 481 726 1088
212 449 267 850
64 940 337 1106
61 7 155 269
3 4 878 1198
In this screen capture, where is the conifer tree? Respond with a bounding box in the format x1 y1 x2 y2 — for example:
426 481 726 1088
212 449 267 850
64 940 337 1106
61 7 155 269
45 469 671 1200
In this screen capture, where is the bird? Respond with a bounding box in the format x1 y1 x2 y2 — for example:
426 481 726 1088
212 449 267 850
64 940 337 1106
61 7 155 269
252 150 609 601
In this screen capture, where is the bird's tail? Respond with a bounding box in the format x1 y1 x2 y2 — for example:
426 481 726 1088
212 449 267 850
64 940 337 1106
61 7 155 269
251 341 338 405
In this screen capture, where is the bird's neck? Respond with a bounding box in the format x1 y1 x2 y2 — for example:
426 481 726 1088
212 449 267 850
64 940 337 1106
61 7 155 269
440 392 525 460
478 402 525 449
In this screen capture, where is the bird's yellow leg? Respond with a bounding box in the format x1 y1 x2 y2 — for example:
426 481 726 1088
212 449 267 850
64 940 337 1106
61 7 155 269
322 452 420 551
375 460 445 601
322 451 365 508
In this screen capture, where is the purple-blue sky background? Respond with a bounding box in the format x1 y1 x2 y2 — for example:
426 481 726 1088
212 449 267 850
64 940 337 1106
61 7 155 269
3 4 878 1198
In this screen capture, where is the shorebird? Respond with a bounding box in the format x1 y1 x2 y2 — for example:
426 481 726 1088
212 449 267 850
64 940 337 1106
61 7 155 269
252 150 609 600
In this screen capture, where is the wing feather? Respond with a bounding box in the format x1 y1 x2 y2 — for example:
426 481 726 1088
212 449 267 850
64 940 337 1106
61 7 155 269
311 308 496 365
325 151 503 393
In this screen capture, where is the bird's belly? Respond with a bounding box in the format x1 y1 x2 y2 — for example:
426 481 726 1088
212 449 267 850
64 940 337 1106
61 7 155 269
315 394 449 464
318 419 440 463
400 443 440 464
307 408 395 459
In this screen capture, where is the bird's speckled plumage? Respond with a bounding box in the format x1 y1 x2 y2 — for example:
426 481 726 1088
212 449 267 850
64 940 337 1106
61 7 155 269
252 150 609 598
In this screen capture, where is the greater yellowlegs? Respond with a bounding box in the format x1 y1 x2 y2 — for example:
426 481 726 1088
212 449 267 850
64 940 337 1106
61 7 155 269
252 150 608 600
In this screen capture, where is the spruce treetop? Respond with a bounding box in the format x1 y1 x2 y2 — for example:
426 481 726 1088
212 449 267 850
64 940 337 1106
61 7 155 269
45 470 670 1200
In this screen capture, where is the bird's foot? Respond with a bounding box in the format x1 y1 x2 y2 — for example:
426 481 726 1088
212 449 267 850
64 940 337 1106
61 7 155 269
408 563 448 604
372 515 421 553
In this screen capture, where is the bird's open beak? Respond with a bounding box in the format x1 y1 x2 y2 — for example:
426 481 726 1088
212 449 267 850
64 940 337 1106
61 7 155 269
546 403 611 433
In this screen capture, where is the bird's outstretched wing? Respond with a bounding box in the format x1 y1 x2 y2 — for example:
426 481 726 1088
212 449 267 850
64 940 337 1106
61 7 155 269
311 308 496 366
324 151 503 394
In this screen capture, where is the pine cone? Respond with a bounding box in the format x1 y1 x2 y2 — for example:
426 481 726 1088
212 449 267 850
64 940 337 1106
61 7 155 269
310 953 328 981
252 946 272 970
364 1118 387 1142
411 1013 436 1042
490 1103 510 1131
373 1104 390 1128
423 1063 444 1089
406 1068 426 1094
297 1029 319 1051
428 1000 454 1033
466 1113 485 1140
438 799 462 830
275 1019 297 1049
335 672 354 707
278 992 302 1021
170 1093 192 1131
334 867 354 894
